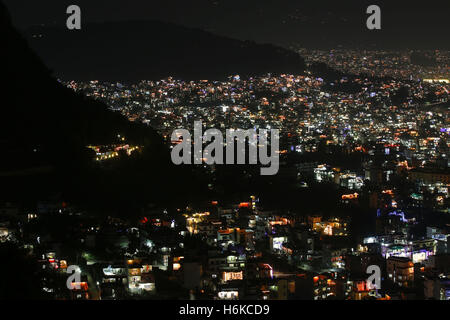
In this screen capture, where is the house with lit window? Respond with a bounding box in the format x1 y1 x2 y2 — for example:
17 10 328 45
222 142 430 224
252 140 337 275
387 256 414 287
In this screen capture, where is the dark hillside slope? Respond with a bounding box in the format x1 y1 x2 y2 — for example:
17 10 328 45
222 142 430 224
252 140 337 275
27 20 305 81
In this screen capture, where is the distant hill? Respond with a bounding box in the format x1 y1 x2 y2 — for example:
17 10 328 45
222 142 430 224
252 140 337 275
25 20 306 81
0 2 163 167
0 2 193 215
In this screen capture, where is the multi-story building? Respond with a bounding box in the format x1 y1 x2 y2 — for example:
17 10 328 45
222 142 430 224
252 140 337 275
386 256 414 287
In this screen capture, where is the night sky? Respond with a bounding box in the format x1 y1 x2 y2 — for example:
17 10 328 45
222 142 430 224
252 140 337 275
3 0 450 48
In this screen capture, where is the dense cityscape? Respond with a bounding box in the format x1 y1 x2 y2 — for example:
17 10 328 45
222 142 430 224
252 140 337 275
1 0 449 304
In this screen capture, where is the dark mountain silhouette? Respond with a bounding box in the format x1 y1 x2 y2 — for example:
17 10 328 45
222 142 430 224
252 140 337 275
1 2 162 166
5 1 449 50
0 2 205 216
25 20 305 81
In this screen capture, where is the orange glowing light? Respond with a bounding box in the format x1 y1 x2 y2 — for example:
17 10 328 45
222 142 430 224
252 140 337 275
342 193 359 200
239 202 250 208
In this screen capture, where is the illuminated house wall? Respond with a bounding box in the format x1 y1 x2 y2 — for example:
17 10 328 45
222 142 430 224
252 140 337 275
387 257 414 287
218 289 239 300
222 271 243 282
